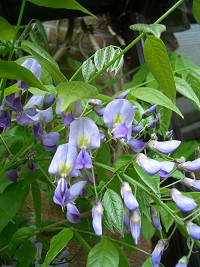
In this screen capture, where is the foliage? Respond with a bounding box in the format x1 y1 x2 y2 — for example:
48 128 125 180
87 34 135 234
0 0 200 266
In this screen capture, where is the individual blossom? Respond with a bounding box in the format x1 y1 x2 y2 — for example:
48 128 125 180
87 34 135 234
136 153 162 175
175 256 189 267
53 178 87 208
121 182 139 210
147 140 181 154
151 239 167 267
150 206 162 231
132 125 143 134
69 117 100 169
92 201 103 236
48 143 79 177
130 209 141 245
66 203 81 223
127 138 146 152
56 97 82 126
170 188 197 212
142 104 157 118
159 161 175 179
115 90 130 99
103 99 135 140
41 132 60 152
178 158 200 172
124 210 130 231
181 177 200 192
0 110 11 127
17 58 42 89
146 113 161 130
185 221 200 240
5 168 20 183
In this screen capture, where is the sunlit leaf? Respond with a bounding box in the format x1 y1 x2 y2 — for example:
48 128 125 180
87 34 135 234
193 0 200 24
0 16 16 41
144 36 176 102
130 23 166 38
82 59 96 82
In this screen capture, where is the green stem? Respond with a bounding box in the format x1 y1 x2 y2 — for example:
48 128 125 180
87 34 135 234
0 135 12 155
38 163 56 189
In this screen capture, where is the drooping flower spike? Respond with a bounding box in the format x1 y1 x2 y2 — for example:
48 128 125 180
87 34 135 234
151 239 167 267
170 188 197 213
103 99 135 140
48 143 79 177
69 117 100 169
92 201 104 236
147 140 181 154
121 182 139 211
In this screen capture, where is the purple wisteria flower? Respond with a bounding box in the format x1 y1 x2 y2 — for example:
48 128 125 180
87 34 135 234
151 239 167 267
142 104 157 118
170 188 197 212
69 117 100 169
147 140 181 154
115 90 130 99
53 178 86 208
185 221 200 240
103 99 135 140
121 182 139 211
146 113 161 129
127 138 146 152
48 143 79 177
41 132 60 152
159 161 175 179
0 110 11 127
56 97 82 126
132 125 143 134
6 168 20 183
182 178 200 191
92 201 103 236
150 207 162 231
136 153 162 175
178 158 200 172
130 209 141 245
175 256 189 267
66 203 81 223
124 210 130 231
17 58 42 89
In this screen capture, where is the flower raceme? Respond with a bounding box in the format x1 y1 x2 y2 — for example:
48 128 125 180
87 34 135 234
103 99 135 140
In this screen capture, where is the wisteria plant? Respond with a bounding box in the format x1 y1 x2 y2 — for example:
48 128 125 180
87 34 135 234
0 0 200 266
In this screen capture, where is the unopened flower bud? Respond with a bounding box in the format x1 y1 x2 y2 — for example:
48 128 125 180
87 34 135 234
121 182 139 211
130 209 141 245
151 239 167 267
170 188 197 212
92 201 103 235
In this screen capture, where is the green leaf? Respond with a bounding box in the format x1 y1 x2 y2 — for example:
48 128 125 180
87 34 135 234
193 0 200 24
187 69 200 99
95 142 111 182
104 45 116 72
142 256 153 267
133 162 160 193
35 19 49 49
175 76 200 110
15 240 37 267
57 81 98 111
86 239 119 267
144 35 176 102
110 48 124 75
28 0 95 17
158 106 172 136
7 227 35 256
102 189 124 236
141 216 155 243
94 49 106 71
82 59 96 82
171 140 199 159
0 181 30 232
129 87 183 118
113 154 133 171
0 60 48 92
31 181 42 227
21 40 67 84
112 242 130 267
74 231 91 253
130 23 166 38
160 202 176 232
42 228 73 267
0 16 16 41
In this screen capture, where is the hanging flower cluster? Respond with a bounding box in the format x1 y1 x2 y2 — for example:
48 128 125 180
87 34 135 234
2 58 200 267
